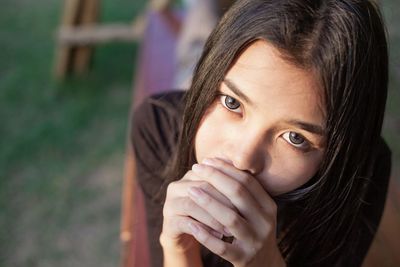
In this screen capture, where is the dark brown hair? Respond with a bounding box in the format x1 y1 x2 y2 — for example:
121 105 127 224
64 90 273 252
162 0 388 265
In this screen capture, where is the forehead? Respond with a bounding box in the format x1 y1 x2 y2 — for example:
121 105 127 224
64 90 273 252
225 40 325 124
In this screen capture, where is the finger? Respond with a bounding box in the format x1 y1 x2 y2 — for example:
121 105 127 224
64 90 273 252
164 197 228 236
188 186 253 242
202 157 277 216
167 177 236 210
191 163 268 228
163 215 225 243
192 164 276 240
167 215 206 237
188 218 243 263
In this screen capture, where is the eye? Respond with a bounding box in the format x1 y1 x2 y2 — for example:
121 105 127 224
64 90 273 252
282 132 310 150
220 95 242 113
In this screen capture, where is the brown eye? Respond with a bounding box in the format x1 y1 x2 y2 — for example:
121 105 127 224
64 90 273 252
224 95 240 110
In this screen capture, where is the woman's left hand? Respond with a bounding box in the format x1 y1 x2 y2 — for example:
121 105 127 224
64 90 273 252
187 157 286 267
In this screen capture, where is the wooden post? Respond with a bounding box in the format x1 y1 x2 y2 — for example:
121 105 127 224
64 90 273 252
72 0 99 75
54 0 99 79
54 0 81 79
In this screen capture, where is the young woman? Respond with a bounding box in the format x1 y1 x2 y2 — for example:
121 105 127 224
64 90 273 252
131 0 391 266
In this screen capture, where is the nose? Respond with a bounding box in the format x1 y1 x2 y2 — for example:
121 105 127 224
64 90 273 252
223 131 266 175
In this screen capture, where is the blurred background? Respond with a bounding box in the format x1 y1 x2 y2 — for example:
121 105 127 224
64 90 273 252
0 0 399 266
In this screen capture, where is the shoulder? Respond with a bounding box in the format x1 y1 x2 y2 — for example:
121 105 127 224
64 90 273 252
131 90 186 149
132 90 186 131
130 90 186 199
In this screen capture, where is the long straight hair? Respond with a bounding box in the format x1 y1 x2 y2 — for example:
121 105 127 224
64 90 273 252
161 0 388 265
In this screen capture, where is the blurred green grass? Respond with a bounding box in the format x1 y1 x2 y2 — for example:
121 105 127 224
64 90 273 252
0 0 146 266
0 0 399 266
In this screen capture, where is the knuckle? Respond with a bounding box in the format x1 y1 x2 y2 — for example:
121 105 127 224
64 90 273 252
163 202 175 217
210 218 222 229
226 213 241 229
163 196 178 216
198 181 212 192
215 243 228 256
183 170 195 180
200 193 212 204
188 169 197 178
241 173 253 185
198 181 210 190
162 206 170 216
231 181 247 197
182 198 196 211
258 224 268 238
205 165 219 177
260 221 275 239
166 181 178 195
269 201 278 215
198 230 211 243
252 240 263 252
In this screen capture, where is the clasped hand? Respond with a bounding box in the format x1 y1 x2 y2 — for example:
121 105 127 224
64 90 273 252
160 158 286 267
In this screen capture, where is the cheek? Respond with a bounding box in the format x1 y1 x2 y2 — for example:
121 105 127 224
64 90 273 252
261 151 323 196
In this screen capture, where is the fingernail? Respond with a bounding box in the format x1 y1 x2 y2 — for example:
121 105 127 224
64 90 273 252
188 222 199 235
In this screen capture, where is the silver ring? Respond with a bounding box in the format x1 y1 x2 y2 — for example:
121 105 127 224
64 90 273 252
221 235 234 244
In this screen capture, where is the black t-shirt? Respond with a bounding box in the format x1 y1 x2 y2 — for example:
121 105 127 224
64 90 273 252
131 90 391 267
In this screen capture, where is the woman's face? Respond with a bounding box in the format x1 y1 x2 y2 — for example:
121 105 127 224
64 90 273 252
194 40 326 196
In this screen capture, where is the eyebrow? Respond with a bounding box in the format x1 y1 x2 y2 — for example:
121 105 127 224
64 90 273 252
223 79 325 136
223 79 255 106
285 120 325 136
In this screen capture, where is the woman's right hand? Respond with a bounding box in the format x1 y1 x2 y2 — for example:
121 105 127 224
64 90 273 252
160 169 235 253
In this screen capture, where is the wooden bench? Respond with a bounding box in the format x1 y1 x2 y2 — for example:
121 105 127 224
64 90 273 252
53 0 153 79
120 5 179 267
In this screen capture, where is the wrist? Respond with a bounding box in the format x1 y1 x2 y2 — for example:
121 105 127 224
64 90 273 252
161 235 202 267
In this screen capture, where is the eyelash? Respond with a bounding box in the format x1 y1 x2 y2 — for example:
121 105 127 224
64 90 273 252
218 93 313 153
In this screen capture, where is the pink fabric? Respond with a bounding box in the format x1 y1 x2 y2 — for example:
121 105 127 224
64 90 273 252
133 11 179 107
132 186 151 267
131 10 181 267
